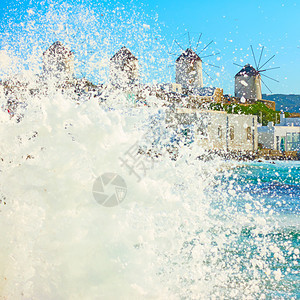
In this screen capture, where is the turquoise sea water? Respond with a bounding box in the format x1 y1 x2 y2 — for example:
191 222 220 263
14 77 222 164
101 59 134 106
210 161 300 298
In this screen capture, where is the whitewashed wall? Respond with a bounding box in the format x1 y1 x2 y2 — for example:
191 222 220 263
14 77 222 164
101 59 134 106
172 109 258 152
235 75 262 100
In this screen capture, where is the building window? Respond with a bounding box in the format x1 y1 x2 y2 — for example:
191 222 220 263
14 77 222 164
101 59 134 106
246 127 252 141
280 137 286 151
218 126 222 139
229 126 234 140
286 133 300 151
276 136 280 150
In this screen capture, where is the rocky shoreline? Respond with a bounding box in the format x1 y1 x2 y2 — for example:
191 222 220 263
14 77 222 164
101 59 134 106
196 149 300 162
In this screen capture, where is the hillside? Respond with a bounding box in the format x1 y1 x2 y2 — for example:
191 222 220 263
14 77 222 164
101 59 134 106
262 94 300 113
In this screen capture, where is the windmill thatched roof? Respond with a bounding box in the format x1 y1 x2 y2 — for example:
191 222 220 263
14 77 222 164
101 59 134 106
43 41 74 57
235 64 260 77
176 48 202 63
110 46 138 62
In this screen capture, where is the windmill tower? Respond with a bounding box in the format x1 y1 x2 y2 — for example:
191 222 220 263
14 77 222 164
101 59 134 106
171 33 220 92
235 64 262 99
234 46 279 100
109 46 139 89
43 41 74 79
176 48 203 90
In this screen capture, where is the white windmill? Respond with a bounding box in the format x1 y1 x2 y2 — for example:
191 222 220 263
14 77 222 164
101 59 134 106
169 33 220 92
234 45 279 100
109 46 139 89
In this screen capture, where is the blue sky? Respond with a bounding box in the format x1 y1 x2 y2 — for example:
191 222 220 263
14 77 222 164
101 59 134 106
0 0 299 95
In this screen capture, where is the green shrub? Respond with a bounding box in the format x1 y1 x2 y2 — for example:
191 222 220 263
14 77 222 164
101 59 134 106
209 102 281 126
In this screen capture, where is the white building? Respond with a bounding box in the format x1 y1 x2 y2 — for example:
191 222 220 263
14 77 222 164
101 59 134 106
175 48 203 91
258 114 300 151
235 64 262 100
166 109 258 152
